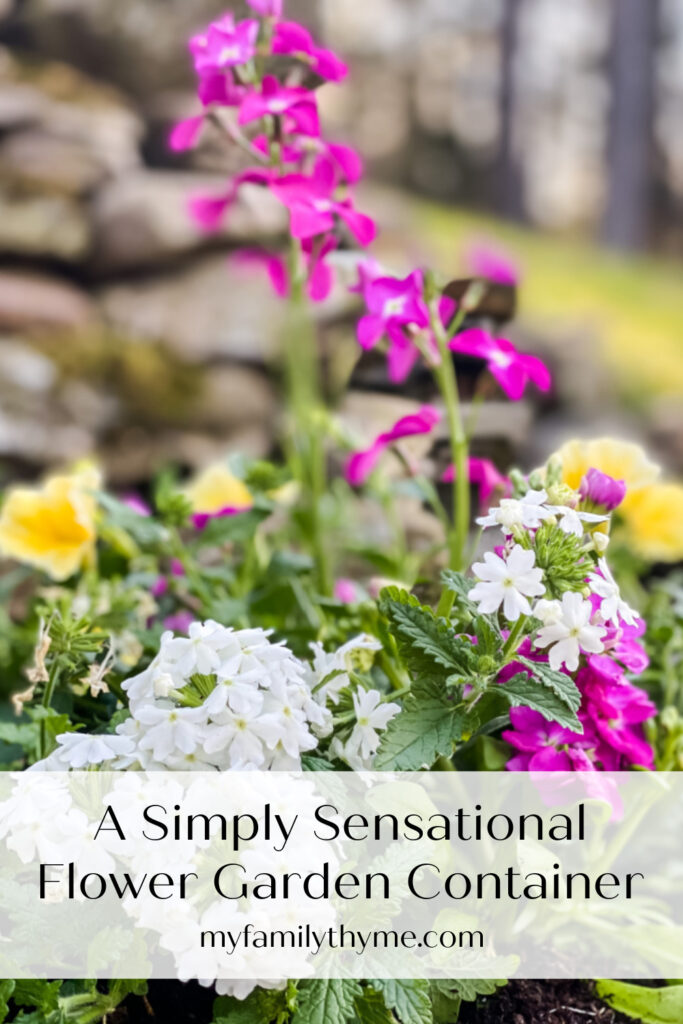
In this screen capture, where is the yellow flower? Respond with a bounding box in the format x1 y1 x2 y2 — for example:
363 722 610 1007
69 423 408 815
622 483 683 562
551 437 683 562
0 464 101 580
183 463 252 514
554 437 660 498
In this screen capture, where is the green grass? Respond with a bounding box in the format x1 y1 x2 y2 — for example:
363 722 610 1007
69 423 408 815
412 202 683 401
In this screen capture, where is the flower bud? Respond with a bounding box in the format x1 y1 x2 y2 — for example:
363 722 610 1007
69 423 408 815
579 467 626 512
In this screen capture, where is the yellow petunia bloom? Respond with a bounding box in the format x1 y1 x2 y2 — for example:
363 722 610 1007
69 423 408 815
621 483 683 563
0 464 101 580
555 437 660 499
551 437 683 562
183 463 252 515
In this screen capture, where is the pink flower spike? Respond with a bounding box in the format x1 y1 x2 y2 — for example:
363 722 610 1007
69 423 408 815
442 457 511 508
239 76 319 137
465 240 519 286
246 0 283 15
357 270 429 350
271 157 375 245
169 115 204 153
449 327 551 401
345 404 441 486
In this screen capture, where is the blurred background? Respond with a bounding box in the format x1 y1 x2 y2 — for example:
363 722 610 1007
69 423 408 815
0 0 682 491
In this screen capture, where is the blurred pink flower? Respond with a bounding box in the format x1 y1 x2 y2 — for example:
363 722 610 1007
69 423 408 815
271 21 348 82
189 167 273 232
198 69 246 107
239 75 320 136
232 233 337 302
346 404 441 486
163 611 195 634
441 457 511 508
168 115 204 152
247 0 282 15
122 494 151 516
356 270 428 350
449 327 551 401
271 157 375 245
191 506 248 530
465 240 519 285
151 577 168 599
193 17 260 73
334 578 358 604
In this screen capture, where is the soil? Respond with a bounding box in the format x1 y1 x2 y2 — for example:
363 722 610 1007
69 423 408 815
458 980 641 1024
111 979 643 1024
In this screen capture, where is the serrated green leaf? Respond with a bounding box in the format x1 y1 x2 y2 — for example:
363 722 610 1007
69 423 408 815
369 979 432 1024
431 978 507 1004
293 980 363 1024
596 980 683 1023
379 589 476 679
440 570 477 611
518 658 582 713
354 987 394 1024
12 980 60 1013
498 673 583 732
0 981 15 1024
374 678 464 770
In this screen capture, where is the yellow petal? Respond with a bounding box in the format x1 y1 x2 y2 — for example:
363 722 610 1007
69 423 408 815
183 464 252 514
621 483 683 562
554 437 660 495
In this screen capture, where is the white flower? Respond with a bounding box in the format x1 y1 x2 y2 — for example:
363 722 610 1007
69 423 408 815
46 732 137 769
334 689 400 769
588 558 639 627
470 544 546 621
134 705 208 763
305 634 381 705
547 505 609 537
477 489 552 533
534 591 606 670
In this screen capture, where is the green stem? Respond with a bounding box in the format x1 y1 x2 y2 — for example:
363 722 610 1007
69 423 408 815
38 662 61 761
431 302 469 617
501 615 528 661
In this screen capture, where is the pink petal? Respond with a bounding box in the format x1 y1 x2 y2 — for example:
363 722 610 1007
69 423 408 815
169 115 204 152
327 142 363 183
357 314 386 349
345 443 385 486
336 204 377 246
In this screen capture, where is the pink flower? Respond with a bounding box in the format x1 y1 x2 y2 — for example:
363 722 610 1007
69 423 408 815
122 494 151 516
442 457 511 509
345 404 441 486
503 707 588 772
334 578 358 604
151 576 168 599
356 271 428 350
239 75 320 137
232 233 337 303
188 167 273 232
170 558 185 577
271 21 348 82
271 157 375 245
191 506 248 531
580 467 627 512
198 69 246 107
163 611 195 634
449 328 551 401
465 241 519 285
194 17 260 73
169 115 204 153
578 659 656 769
247 0 282 15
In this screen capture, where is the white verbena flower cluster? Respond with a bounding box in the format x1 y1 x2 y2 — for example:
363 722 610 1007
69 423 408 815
34 621 334 772
469 487 639 671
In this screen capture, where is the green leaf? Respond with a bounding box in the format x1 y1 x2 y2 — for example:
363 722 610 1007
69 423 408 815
369 979 432 1024
374 677 465 770
440 570 477 613
498 673 582 732
213 986 287 1024
518 658 582 713
354 988 394 1024
432 979 506 1004
596 981 683 1023
379 588 476 679
97 491 167 547
193 505 271 547
0 981 15 1024
293 980 363 1024
12 980 61 1013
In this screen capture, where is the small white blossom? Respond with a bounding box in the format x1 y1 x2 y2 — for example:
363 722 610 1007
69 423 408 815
588 558 639 627
546 505 609 537
304 634 381 705
470 544 546 621
534 591 606 671
477 489 552 533
44 732 137 770
333 689 399 770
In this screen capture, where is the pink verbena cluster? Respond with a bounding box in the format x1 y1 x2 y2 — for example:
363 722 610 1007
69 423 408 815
171 0 372 301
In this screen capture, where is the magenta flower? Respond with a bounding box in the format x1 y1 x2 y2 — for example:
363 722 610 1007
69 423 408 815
194 17 260 73
122 494 152 517
163 611 195 634
271 157 375 245
579 467 627 512
578 660 656 769
442 457 511 509
356 271 428 350
151 576 168 599
334 578 358 604
231 234 337 303
345 404 441 486
449 328 551 401
465 241 519 286
271 21 348 82
239 75 320 137
188 167 273 232
502 707 587 772
198 69 246 107
246 0 283 15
